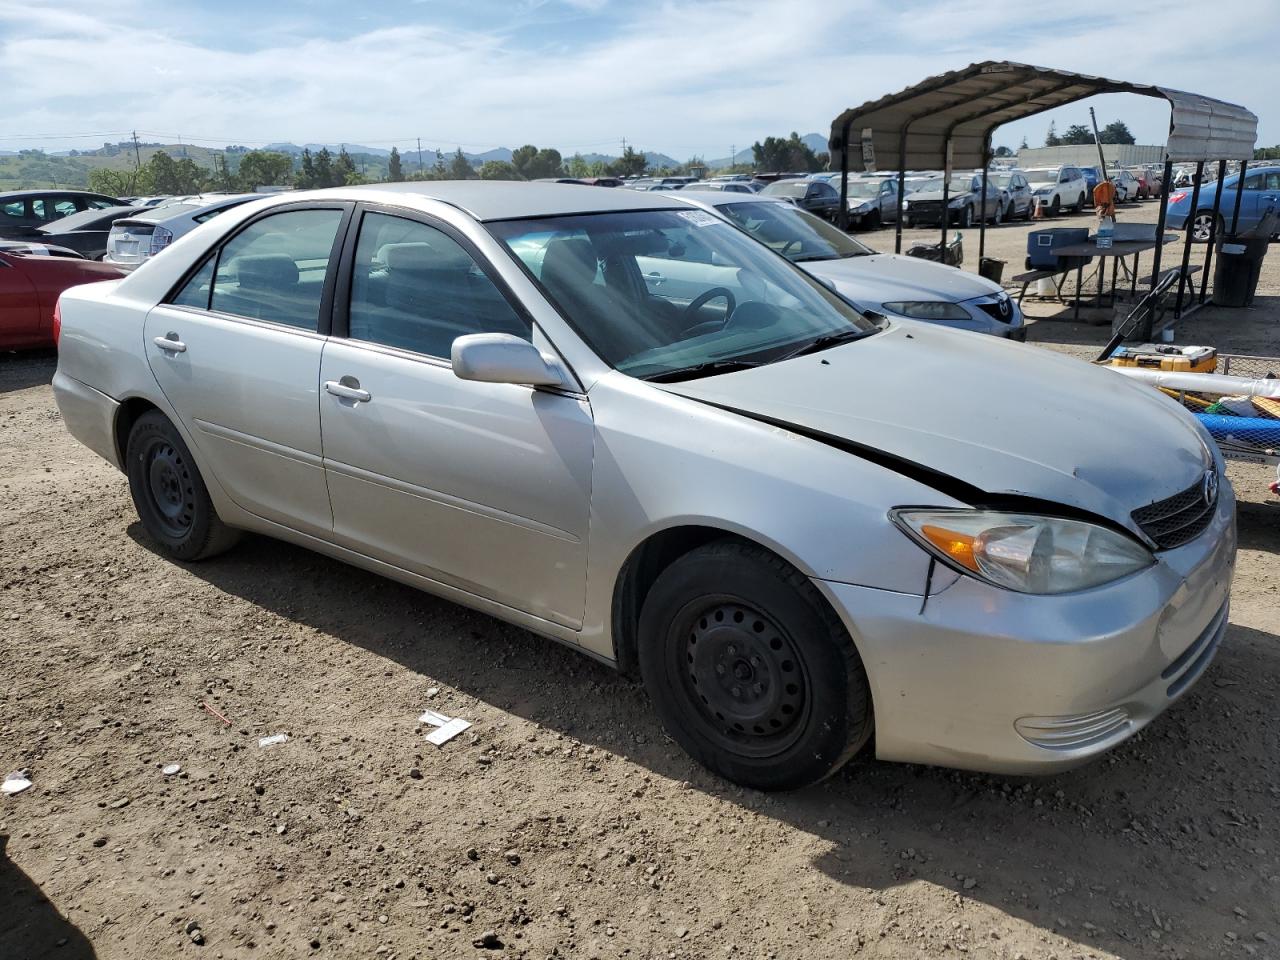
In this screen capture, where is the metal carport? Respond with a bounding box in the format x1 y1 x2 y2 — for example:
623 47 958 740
827 61 1258 317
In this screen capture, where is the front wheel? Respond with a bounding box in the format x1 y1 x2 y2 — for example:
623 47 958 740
957 205 972 228
1004 202 1015 222
638 539 873 791
1049 196 1061 217
126 410 240 561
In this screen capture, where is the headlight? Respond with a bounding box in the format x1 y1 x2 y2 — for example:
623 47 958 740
881 301 971 320
891 509 1155 594
1034 187 1054 196
948 197 968 207
850 201 873 212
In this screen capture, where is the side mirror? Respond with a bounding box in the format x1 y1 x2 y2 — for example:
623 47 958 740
451 333 566 388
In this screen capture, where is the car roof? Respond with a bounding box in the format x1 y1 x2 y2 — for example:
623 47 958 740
38 205 142 231
0 189 118 199
283 181 688 222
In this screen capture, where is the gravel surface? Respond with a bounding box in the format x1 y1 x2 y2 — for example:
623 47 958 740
2 202 1278 959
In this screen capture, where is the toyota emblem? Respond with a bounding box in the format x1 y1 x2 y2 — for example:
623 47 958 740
1202 469 1218 507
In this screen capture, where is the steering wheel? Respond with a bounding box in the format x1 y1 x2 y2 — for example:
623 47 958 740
779 239 803 257
680 287 737 338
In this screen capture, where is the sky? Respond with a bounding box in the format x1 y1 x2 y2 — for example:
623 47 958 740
1 0 1275 161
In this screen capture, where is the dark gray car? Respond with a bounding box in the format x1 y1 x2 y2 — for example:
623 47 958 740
34 205 145 260
0 190 124 239
992 170 1034 220
903 174 1004 227
760 179 842 221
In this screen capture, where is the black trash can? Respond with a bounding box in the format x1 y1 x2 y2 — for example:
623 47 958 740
978 256 1006 283
1213 236 1268 307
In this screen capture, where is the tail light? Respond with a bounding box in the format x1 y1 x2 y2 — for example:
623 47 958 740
150 226 174 256
52 299 62 347
1168 191 1188 204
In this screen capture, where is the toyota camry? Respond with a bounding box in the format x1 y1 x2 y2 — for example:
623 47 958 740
52 182 1235 790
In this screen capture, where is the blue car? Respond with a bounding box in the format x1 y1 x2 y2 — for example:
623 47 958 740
1078 166 1101 193
1166 165 1280 241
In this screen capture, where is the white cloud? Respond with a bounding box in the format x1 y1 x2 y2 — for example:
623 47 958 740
0 0 1274 159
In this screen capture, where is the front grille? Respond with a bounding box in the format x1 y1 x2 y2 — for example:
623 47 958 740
975 298 1014 323
1131 474 1217 550
910 200 944 215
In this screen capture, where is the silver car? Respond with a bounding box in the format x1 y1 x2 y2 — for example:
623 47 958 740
104 194 258 271
53 182 1235 791
674 191 1026 339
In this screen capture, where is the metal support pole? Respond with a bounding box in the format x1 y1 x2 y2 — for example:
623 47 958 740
940 137 953 255
895 128 909 254
838 119 851 232
1229 159 1248 234
979 145 990 265
1148 159 1174 294
1173 161 1204 318
1200 159 1228 304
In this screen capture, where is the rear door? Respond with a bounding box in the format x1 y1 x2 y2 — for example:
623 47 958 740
143 202 351 535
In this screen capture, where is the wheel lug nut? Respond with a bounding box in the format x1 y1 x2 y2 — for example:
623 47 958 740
726 645 736 656
751 656 760 666
753 682 763 694
715 664 725 676
731 687 741 698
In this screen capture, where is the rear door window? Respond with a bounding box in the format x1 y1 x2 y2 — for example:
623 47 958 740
181 208 344 330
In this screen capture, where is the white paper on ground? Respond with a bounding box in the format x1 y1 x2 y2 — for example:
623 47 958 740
425 717 472 746
258 734 289 747
418 709 453 728
2 771 32 795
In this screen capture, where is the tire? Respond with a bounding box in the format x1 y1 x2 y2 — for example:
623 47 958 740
1004 202 1015 222
638 539 873 791
958 205 972 228
1190 212 1221 243
993 203 1003 225
1071 193 1085 213
864 209 881 230
126 410 240 561
1049 196 1061 217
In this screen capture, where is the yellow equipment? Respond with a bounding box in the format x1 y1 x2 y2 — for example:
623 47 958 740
1108 344 1218 374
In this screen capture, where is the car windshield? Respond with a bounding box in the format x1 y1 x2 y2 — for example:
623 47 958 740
716 201 874 263
845 181 882 198
761 181 808 198
921 177 978 194
489 209 878 381
1024 168 1059 183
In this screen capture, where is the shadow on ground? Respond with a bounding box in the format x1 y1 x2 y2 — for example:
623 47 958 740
129 511 1280 959
0 352 56 395
0 835 96 960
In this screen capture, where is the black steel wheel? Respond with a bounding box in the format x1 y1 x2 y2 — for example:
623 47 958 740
1049 196 1061 217
126 410 240 561
639 539 872 791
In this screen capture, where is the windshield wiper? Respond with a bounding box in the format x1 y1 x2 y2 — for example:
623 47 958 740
777 328 869 361
791 253 838 263
641 359 764 383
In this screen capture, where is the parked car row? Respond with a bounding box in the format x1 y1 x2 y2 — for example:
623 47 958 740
0 240 124 349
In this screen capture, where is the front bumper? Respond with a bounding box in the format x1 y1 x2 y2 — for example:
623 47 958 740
817 482 1236 775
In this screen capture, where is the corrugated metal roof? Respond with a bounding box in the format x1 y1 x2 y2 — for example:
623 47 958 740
829 62 1257 172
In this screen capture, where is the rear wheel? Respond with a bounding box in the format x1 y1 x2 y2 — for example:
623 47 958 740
638 539 872 791
1049 196 1061 217
126 411 240 561
1191 212 1221 243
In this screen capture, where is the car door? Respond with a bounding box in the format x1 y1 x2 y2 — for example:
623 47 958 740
143 202 351 536
0 254 41 348
318 206 594 627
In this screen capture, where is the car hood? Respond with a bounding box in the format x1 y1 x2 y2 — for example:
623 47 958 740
1026 177 1058 189
801 253 1001 305
907 190 968 202
659 323 1210 531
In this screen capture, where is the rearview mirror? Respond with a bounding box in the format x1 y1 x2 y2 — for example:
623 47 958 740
451 333 566 388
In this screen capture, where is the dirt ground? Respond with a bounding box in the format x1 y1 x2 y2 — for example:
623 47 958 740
2 198 1278 960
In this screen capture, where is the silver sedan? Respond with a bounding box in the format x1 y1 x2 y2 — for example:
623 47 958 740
53 182 1235 790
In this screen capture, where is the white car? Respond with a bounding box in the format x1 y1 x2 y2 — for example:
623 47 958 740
104 194 257 271
675 191 1027 339
1111 169 1141 203
1023 166 1089 216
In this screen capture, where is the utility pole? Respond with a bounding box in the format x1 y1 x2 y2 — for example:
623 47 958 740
131 130 142 171
417 137 423 173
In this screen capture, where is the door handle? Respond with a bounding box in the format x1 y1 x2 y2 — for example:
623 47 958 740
154 334 186 353
645 272 666 285
324 379 371 403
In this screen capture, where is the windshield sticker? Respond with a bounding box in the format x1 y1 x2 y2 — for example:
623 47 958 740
676 210 720 228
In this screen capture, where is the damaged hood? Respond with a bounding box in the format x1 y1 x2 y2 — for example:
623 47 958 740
801 253 1002 306
660 323 1211 530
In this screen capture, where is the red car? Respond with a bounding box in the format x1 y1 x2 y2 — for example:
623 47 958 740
0 242 124 350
